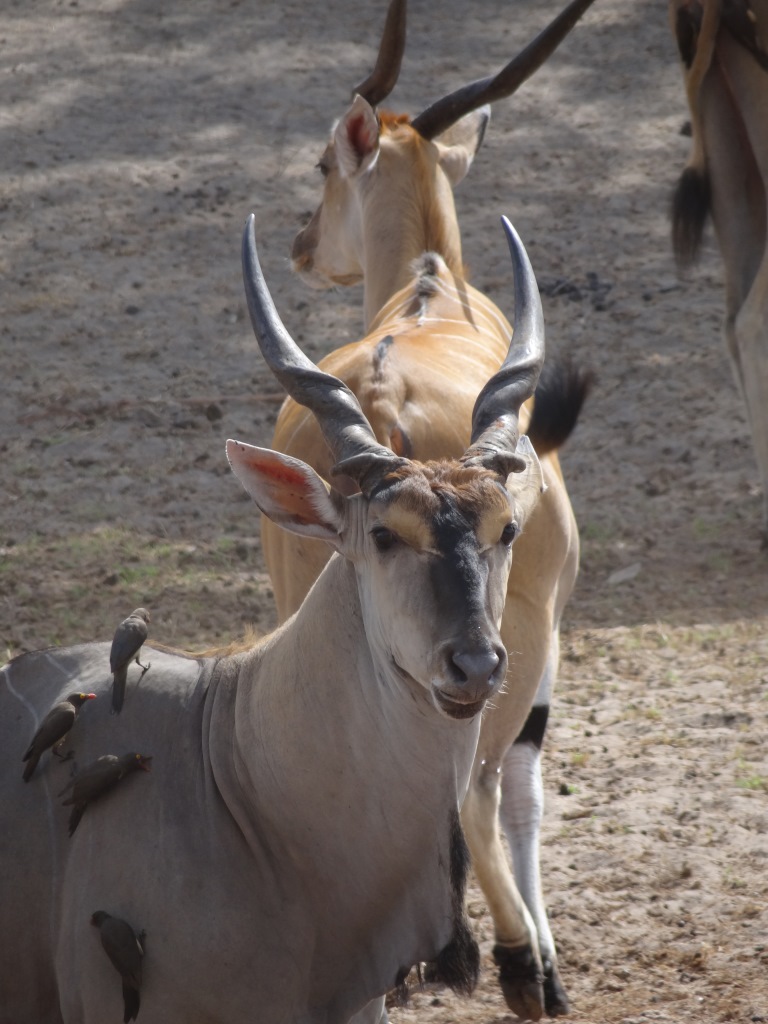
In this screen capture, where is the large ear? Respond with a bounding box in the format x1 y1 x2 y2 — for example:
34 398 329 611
227 440 343 544
334 94 381 178
506 435 546 526
434 106 490 186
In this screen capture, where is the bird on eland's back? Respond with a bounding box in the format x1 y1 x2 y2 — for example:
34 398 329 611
91 911 145 1022
59 752 152 836
21 692 96 783
110 608 151 715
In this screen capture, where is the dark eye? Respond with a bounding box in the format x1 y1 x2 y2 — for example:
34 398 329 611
315 160 330 178
371 527 397 553
500 521 519 546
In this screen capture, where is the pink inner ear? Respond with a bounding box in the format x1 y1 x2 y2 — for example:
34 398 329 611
347 113 376 158
240 448 310 489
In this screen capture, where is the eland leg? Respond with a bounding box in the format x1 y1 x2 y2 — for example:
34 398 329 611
462 592 553 1021
698 29 768 537
462 755 544 1021
726 245 768 541
500 632 568 1016
463 461 579 1018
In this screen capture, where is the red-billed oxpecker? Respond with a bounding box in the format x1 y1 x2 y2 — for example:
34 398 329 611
59 752 153 837
21 691 96 782
110 608 151 715
90 911 145 1022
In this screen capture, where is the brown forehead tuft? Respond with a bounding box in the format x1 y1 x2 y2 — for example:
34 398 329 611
371 460 511 547
378 110 413 131
379 459 501 499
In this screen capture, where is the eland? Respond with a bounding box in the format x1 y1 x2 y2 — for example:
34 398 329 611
670 0 768 539
262 0 595 1016
0 214 550 1024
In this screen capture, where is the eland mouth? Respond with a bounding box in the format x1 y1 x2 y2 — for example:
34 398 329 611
390 658 491 720
433 688 489 721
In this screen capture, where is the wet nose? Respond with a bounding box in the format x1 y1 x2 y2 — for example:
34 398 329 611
451 646 505 691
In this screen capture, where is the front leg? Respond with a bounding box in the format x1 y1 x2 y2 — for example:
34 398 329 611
501 713 568 1015
461 758 545 1021
499 630 569 1016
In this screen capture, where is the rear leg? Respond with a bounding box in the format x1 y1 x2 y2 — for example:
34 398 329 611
729 260 768 539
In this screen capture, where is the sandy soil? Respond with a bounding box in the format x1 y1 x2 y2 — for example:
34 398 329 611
2 1 767 1021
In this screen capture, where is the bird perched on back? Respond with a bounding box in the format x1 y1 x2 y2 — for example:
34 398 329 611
59 752 152 836
21 692 97 783
90 911 145 1022
110 608 151 715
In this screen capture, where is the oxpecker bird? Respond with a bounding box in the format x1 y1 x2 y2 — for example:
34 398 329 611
59 752 152 836
110 608 151 714
21 692 97 782
90 911 145 1022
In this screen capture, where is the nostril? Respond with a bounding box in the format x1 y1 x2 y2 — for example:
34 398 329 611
451 648 502 688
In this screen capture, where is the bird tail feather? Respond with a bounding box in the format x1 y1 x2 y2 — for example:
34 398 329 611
122 984 140 1022
112 668 127 715
22 752 40 783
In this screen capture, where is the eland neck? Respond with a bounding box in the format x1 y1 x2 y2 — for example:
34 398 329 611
209 552 480 872
205 552 481 1010
360 132 465 327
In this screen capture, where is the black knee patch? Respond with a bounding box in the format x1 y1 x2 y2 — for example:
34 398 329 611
514 705 550 749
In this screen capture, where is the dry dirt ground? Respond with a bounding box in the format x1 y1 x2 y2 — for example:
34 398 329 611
2 1 767 1022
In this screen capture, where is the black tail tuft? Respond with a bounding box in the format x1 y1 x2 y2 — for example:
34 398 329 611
671 165 711 267
527 357 594 456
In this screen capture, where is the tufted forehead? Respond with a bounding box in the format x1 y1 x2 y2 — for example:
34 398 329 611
368 461 513 552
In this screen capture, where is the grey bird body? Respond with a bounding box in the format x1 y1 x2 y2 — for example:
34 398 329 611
21 692 97 782
91 911 144 1022
59 753 152 836
110 608 151 715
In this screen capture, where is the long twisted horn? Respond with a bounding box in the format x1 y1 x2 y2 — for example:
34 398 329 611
411 0 596 141
352 0 407 107
461 217 544 475
242 214 405 491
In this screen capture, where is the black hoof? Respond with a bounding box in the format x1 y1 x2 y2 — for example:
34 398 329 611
492 943 544 1021
542 958 570 1017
